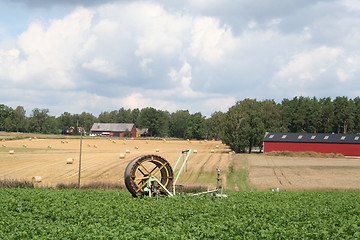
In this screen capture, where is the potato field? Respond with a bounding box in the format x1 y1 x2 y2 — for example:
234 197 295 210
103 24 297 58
0 189 360 239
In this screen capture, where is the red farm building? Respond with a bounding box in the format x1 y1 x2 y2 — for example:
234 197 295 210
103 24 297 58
263 132 360 157
90 123 137 137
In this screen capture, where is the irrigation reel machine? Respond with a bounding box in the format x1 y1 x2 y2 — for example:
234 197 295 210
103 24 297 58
124 149 227 198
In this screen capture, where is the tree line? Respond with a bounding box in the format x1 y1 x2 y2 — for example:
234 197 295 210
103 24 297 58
0 96 359 152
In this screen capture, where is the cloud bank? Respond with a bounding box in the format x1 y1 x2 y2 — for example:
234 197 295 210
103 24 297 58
0 0 360 116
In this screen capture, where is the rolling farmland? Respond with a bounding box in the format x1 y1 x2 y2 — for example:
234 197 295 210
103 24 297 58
1 135 360 191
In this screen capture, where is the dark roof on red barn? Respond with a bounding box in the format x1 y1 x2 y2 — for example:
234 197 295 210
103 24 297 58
264 132 360 144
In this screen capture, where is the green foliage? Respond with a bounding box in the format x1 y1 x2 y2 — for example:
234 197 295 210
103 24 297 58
222 99 266 153
138 107 170 137
170 110 190 138
206 111 225 140
1 95 360 139
0 189 359 239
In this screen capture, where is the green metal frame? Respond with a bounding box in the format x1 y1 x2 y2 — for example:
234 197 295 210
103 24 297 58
172 149 192 195
146 149 192 196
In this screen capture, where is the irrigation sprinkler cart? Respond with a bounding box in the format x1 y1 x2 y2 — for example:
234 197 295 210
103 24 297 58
124 149 226 198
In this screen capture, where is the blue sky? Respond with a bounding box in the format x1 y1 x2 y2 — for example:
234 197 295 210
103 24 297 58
0 0 360 116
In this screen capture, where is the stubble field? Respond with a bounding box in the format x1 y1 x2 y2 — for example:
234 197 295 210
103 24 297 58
1 135 360 191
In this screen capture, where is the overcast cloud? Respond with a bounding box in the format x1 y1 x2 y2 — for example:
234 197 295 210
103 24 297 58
0 0 359 116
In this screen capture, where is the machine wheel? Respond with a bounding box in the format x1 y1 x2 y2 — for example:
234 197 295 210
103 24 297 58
124 155 174 197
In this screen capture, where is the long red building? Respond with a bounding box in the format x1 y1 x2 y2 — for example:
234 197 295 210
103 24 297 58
263 132 360 157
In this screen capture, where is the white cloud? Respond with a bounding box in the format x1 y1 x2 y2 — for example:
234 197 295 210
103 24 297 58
82 57 123 78
0 0 360 116
272 46 343 89
189 17 238 64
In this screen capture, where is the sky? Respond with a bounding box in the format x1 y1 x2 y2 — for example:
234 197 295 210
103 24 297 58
0 0 360 117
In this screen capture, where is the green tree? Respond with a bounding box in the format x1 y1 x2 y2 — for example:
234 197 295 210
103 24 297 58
58 112 77 133
79 112 97 133
42 116 60 134
186 112 206 139
205 111 225 140
333 96 355 133
138 107 169 137
261 100 282 132
12 106 28 132
0 104 13 131
354 97 360 133
169 110 190 138
318 97 335 133
29 108 50 133
222 99 265 153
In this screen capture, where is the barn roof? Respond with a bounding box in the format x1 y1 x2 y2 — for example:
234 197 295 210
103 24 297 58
264 132 360 144
90 123 135 132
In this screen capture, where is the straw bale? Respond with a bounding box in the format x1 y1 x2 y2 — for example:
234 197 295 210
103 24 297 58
155 148 160 152
9 150 14 154
119 153 126 159
210 149 215 153
193 149 198 153
32 176 42 183
66 158 74 164
126 149 130 153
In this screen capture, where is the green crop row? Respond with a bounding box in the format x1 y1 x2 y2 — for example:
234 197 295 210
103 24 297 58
0 189 359 239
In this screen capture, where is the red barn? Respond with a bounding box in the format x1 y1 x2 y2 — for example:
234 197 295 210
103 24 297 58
263 132 360 157
90 123 137 137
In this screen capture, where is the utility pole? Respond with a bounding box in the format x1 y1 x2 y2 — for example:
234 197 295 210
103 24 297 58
77 121 83 189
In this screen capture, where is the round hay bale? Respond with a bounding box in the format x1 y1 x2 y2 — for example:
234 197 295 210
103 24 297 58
210 149 215 153
162 139 166 142
61 140 65 144
28 138 32 141
123 142 127 145
48 145 52 149
200 141 203 143
186 139 190 142
112 140 116 144
216 145 219 148
155 148 160 152
65 140 68 143
66 158 74 164
193 149 198 153
135 146 139 149
119 153 126 159
32 176 42 183
126 149 130 153
2 144 6 147
87 144 92 147
9 150 14 154
23 144 27 148
94 145 98 148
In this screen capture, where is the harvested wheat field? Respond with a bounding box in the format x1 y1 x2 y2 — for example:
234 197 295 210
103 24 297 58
248 154 360 191
0 137 231 188
1 136 360 191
